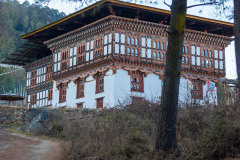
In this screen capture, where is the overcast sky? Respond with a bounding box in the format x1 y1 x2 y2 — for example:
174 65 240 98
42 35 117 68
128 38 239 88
18 0 237 79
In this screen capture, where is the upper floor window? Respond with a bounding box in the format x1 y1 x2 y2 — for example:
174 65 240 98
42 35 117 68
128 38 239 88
161 42 164 50
209 50 212 58
59 84 67 103
62 50 69 60
136 38 139 46
96 73 104 93
131 71 144 92
128 37 130 44
78 55 85 65
202 49 205 57
95 49 103 59
78 45 85 54
76 79 85 98
131 37 134 45
31 70 37 85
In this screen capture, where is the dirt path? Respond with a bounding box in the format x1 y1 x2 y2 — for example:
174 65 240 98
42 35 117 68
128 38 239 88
0 128 62 160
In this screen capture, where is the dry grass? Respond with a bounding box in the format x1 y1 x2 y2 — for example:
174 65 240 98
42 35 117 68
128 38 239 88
45 101 240 160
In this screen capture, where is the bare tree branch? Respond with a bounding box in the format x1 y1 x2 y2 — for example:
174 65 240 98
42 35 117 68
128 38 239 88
163 0 171 8
187 2 219 9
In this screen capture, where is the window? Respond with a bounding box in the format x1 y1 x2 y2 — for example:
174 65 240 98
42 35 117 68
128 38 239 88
78 45 85 54
182 56 185 64
157 42 160 49
96 73 104 93
131 71 144 92
186 47 188 54
95 49 103 59
48 89 53 100
131 37 134 45
206 50 208 57
77 103 83 109
128 37 130 44
209 50 212 58
30 94 37 105
154 41 157 48
202 59 205 67
161 53 164 61
77 55 85 64
132 96 143 104
76 79 84 98
202 49 205 57
136 38 139 46
31 70 37 85
96 98 103 109
127 48 130 55
191 79 203 99
186 57 189 64
161 42 164 50
59 84 67 103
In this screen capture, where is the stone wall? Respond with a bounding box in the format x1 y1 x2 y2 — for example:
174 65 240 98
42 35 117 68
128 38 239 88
0 105 43 125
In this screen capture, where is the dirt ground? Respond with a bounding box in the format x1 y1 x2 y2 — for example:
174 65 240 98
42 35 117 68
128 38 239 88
0 128 62 160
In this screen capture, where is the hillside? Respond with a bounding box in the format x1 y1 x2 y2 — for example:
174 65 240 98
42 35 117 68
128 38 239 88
0 0 66 94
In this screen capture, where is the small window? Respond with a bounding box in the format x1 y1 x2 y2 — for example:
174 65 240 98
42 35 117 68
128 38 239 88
182 56 185 64
157 42 160 49
96 98 103 109
157 52 160 60
209 50 212 58
186 47 188 54
186 57 189 64
202 59 205 67
128 37 130 44
77 103 83 109
206 50 208 57
161 42 164 50
161 53 164 61
202 49 205 57
135 49 138 56
132 97 143 104
131 37 134 45
127 48 130 55
154 41 157 48
136 38 139 46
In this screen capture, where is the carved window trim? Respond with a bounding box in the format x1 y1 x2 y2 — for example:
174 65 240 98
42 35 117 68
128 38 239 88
59 83 67 103
96 97 104 109
76 78 85 98
96 73 104 94
130 70 144 92
191 79 203 100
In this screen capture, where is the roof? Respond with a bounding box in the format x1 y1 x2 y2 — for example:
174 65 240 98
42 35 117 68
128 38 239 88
1 0 234 66
0 94 25 101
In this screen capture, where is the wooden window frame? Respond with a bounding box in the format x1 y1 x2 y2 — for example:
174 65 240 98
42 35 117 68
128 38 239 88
96 73 104 94
130 71 144 92
59 84 67 103
131 96 144 104
76 79 85 98
48 89 53 100
191 80 203 100
77 103 84 109
96 97 104 109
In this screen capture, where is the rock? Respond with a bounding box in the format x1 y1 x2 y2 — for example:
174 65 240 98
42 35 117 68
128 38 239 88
28 109 54 134
16 126 26 132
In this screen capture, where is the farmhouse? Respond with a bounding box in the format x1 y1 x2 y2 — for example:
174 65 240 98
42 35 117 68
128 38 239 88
2 0 233 108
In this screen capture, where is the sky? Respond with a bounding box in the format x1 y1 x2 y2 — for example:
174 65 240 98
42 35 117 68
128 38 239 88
19 0 237 79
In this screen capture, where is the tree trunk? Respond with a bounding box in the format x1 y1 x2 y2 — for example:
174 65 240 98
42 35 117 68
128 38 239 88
234 0 240 101
155 0 187 154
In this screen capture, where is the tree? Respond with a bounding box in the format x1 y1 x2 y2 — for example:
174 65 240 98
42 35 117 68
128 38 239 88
234 0 240 101
155 0 186 154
